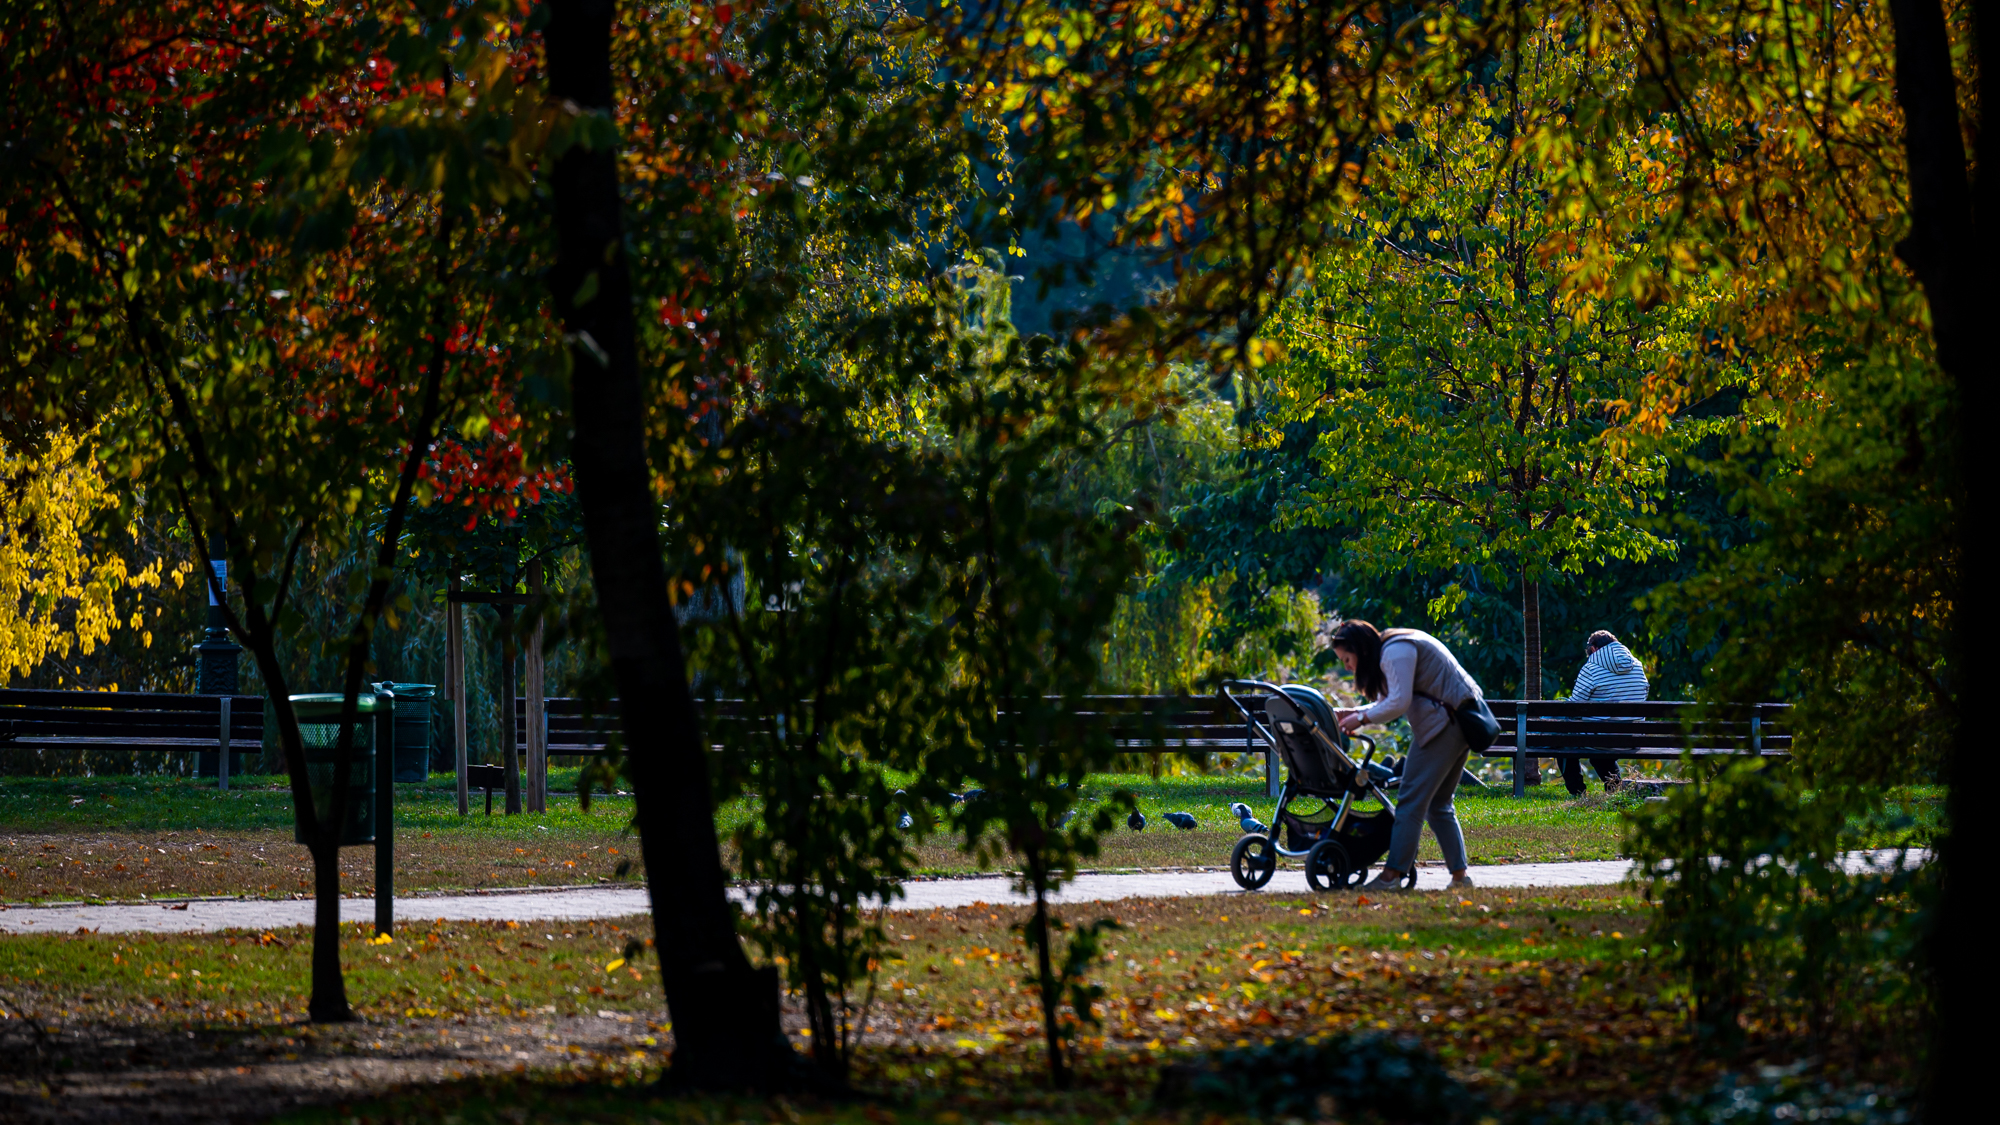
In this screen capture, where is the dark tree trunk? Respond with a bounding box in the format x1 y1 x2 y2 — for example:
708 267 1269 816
542 0 787 1090
1029 861 1071 1089
1886 0 1987 1115
1521 576 1542 700
306 837 349 1021
499 602 521 815
1521 575 1543 783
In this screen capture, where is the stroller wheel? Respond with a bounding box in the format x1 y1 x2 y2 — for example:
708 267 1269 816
1229 834 1277 890
1305 838 1365 892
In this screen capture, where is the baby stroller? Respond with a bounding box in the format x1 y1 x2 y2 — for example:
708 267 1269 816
1219 680 1414 892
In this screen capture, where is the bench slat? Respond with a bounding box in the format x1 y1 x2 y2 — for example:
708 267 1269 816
0 689 262 712
1 691 265 755
505 695 1792 760
5 736 265 751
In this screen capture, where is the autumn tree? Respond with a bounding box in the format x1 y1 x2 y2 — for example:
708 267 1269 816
2 0 549 1020
1520 0 1984 1089
404 428 579 815
540 0 803 1088
1 428 178 685
1262 17 1735 699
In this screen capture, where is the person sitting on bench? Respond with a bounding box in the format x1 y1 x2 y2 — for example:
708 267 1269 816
1565 630 1648 795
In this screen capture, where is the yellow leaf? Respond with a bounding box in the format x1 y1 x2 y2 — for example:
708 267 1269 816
604 958 625 972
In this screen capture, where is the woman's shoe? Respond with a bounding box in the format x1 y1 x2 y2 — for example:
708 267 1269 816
1449 873 1475 890
1361 871 1410 893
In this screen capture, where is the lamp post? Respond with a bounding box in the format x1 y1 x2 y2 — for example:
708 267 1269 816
196 537 241 693
195 537 241 781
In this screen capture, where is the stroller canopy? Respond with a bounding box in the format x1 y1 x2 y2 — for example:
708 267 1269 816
1264 685 1350 795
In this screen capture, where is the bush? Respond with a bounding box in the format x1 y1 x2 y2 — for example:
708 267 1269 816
1153 1031 1482 1124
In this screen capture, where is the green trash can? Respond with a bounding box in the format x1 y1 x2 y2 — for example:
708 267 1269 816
382 683 436 783
289 693 382 846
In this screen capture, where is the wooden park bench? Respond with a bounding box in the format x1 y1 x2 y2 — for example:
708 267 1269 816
514 692 1286 784
509 693 1789 800
1483 699 1790 796
0 688 265 788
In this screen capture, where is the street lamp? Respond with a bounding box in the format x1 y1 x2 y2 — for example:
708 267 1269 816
195 536 241 694
195 537 242 781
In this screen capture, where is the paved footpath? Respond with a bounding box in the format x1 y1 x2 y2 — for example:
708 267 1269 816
0 850 1918 937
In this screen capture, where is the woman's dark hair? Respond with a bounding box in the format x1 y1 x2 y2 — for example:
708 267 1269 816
1330 620 1387 700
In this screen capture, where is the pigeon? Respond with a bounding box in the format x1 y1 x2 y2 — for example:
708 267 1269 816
1162 811 1197 831
959 788 985 804
1239 815 1270 834
1127 810 1147 831
1229 802 1254 820
897 811 914 830
1057 810 1075 829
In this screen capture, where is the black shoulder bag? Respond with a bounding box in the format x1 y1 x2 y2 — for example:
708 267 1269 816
1416 691 1502 754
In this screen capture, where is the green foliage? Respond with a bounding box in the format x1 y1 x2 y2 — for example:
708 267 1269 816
1628 210 1949 1051
1645 357 1952 790
1625 759 1927 1044
1261 19 1736 686
1014 914 1118 1072
1157 1032 1481 1124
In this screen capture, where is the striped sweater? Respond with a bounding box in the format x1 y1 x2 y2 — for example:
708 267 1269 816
1570 641 1649 704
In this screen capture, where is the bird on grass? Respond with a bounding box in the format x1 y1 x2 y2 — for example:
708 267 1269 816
1230 801 1268 833
1127 810 1146 831
896 811 914 830
1162 811 1197 831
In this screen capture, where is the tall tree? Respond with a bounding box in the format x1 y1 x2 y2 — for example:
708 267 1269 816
2 0 544 1020
540 0 788 1088
1874 0 1984 1109
1262 18 1731 698
1542 0 1979 1100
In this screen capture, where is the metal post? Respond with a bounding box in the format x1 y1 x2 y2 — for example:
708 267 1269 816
1750 707 1762 755
196 535 241 780
1513 705 1528 798
217 696 232 792
1264 695 1281 798
374 687 394 937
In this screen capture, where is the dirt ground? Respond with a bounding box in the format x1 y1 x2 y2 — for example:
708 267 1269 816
0 830 642 904
0 1006 666 1124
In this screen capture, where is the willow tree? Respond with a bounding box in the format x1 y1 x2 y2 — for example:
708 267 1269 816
1262 19 1734 698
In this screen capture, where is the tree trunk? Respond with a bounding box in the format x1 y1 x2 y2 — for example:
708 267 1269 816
1521 576 1542 700
306 837 349 1021
449 576 468 816
527 561 547 814
1520 575 1543 784
1030 864 1071 1089
543 0 787 1090
499 602 521 815
1885 0 1986 1114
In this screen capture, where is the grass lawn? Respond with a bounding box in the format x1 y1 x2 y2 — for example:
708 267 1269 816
0 774 648 905
0 773 1941 906
0 884 1914 1124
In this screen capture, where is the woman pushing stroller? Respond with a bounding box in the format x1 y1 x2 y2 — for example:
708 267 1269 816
1329 621 1481 892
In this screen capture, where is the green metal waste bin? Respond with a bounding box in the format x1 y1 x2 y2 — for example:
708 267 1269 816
382 683 436 782
289 693 382 845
